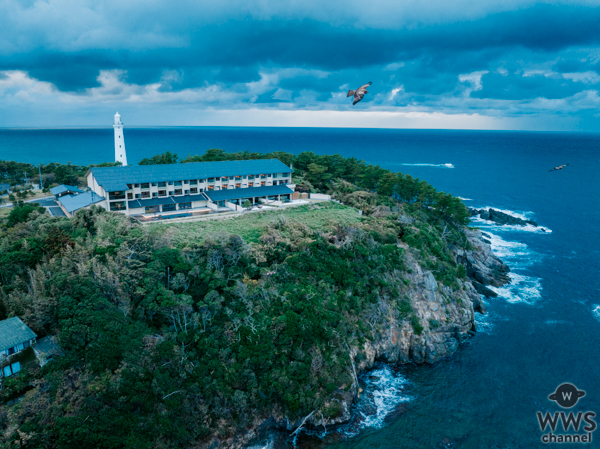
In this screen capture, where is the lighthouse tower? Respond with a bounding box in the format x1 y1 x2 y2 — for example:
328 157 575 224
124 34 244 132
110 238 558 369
113 112 128 166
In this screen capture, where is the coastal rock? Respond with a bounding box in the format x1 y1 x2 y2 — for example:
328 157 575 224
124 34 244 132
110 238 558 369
456 229 511 291
469 207 538 227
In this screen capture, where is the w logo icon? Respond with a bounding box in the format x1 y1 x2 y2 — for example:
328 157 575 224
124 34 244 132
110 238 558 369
548 383 586 409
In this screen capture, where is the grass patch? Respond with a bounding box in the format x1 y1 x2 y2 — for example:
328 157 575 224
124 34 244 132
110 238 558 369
150 202 362 245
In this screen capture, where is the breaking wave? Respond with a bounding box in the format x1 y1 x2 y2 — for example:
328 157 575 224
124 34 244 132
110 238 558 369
338 365 411 438
478 231 544 306
400 163 454 168
470 206 552 234
592 305 600 321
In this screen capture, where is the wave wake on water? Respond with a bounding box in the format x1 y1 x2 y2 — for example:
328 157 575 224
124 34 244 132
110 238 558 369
399 163 454 168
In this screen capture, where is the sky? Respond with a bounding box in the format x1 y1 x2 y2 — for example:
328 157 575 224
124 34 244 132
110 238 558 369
1 0 600 131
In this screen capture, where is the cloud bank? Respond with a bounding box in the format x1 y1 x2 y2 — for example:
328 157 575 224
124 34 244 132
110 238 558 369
1 0 600 130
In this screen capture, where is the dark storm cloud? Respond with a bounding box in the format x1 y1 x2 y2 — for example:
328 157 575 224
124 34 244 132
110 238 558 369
2 0 600 126
3 4 600 93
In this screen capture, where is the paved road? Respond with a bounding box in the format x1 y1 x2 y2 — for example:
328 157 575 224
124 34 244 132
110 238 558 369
0 195 55 208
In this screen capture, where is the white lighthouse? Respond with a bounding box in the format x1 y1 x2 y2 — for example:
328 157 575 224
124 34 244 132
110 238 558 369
113 112 128 166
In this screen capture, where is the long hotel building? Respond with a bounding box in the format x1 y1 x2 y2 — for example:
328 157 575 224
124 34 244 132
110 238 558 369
84 159 295 216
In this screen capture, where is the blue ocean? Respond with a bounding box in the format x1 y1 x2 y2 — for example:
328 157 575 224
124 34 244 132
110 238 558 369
1 127 599 448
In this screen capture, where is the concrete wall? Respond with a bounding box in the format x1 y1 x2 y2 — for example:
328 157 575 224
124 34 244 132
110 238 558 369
225 201 244 212
207 202 218 211
309 193 331 200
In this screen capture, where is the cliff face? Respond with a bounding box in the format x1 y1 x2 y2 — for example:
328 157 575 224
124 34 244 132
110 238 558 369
205 230 510 448
314 229 510 430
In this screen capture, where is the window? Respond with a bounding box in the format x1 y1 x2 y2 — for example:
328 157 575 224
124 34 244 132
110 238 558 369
208 178 214 183
152 183 157 187
141 191 150 198
222 185 228 190
261 182 266 186
158 190 166 197
127 184 133 189
190 180 197 185
184 180 189 184
179 202 191 210
134 184 139 188
127 193 133 199
162 204 176 212
221 177 228 182
207 185 214 191
110 201 126 211
174 181 182 186
2 361 20 377
199 179 205 183
168 181 174 185
248 175 255 180
7 347 15 355
190 188 198 194
184 190 189 194
261 174 266 179
158 182 166 187
109 191 126 200
235 176 241 181
152 192 157 197
135 193 141 199
168 191 174 196
174 189 182 195
235 183 241 189
141 183 150 189
23 341 30 348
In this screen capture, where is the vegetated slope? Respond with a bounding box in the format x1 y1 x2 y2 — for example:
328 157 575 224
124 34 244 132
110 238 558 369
0 151 504 448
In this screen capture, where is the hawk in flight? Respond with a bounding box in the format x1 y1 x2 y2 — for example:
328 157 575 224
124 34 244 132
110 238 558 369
347 82 372 105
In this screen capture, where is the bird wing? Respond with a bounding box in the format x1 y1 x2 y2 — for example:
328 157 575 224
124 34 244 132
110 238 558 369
356 81 372 94
347 90 355 98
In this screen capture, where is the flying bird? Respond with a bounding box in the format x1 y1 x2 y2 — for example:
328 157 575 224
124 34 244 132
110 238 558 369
548 164 569 172
347 82 372 105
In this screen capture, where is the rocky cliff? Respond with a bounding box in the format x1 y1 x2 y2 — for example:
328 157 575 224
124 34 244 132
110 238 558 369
206 229 510 448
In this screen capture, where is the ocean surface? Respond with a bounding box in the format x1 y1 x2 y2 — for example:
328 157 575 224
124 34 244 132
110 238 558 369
1 127 599 448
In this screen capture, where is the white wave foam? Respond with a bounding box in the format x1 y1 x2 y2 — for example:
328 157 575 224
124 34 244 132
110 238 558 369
484 232 533 262
488 273 543 305
481 232 544 305
401 163 454 168
592 305 600 321
358 366 411 429
474 303 494 334
471 216 552 234
475 206 534 221
458 197 473 201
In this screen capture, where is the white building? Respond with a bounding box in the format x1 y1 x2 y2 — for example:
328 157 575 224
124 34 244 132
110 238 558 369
114 112 128 166
85 159 295 219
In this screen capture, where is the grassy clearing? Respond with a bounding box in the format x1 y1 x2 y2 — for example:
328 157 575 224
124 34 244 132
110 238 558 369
150 202 362 245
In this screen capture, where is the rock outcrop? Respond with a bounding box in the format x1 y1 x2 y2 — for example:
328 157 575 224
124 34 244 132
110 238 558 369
469 207 538 227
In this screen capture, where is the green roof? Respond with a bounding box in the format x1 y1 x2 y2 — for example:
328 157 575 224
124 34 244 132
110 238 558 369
0 317 37 352
90 159 293 192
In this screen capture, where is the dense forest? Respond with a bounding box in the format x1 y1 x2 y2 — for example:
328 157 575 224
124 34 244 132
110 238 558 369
0 150 471 448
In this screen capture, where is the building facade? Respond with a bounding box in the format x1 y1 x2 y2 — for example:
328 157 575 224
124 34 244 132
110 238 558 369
86 159 295 216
